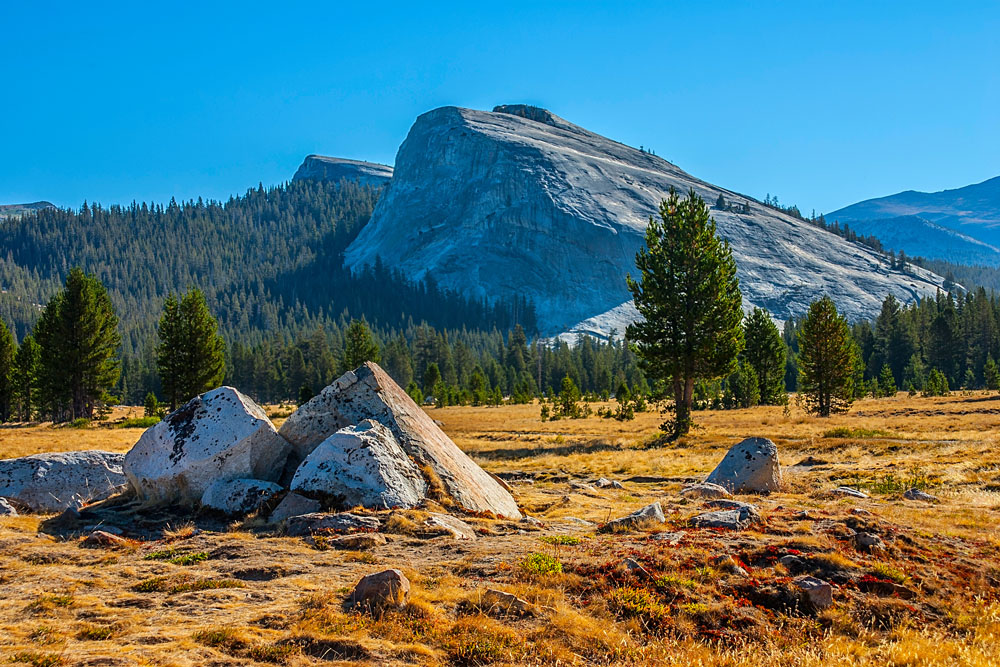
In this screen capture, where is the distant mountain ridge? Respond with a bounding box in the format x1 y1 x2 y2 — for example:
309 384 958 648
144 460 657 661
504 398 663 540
292 156 393 187
0 201 54 220
827 176 1000 266
345 104 948 338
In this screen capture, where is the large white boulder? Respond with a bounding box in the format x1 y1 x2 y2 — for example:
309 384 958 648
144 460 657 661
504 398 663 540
705 437 782 493
280 362 521 519
124 387 291 505
0 450 127 512
290 420 426 509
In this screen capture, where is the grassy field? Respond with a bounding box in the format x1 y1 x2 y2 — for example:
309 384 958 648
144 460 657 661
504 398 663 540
2 393 1000 665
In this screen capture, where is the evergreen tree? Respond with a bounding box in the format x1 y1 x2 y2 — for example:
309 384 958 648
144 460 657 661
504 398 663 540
423 363 442 393
0 320 15 422
743 307 787 405
797 296 859 416
878 363 897 397
143 392 160 417
626 188 744 437
35 268 121 421
728 361 760 408
12 334 39 421
985 356 1000 391
156 289 226 410
342 318 380 370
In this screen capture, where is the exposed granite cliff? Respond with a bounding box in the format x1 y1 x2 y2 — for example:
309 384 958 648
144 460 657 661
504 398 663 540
292 155 392 187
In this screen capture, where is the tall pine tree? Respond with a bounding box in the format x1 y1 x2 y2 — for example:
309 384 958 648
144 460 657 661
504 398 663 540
626 188 744 437
342 319 381 370
743 307 787 405
797 297 860 416
12 335 40 421
0 320 15 422
34 268 121 421
157 289 226 410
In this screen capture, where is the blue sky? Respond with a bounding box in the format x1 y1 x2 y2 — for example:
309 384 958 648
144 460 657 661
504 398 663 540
2 1 997 213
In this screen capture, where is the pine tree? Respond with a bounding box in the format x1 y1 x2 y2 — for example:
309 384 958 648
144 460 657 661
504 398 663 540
157 289 226 410
797 297 860 416
728 361 760 408
985 356 1000 391
35 268 121 421
342 319 380 370
626 188 744 437
743 307 787 405
12 335 39 421
0 320 15 422
423 363 442 393
878 363 897 397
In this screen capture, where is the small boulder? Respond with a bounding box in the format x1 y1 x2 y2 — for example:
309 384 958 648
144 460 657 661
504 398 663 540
201 478 282 515
779 554 805 572
0 497 18 516
480 588 536 616
795 575 833 610
651 531 683 545
832 486 869 499
680 482 731 499
596 478 624 490
124 387 290 506
705 437 782 493
0 450 127 512
690 505 761 530
81 530 129 549
855 532 886 552
424 513 477 540
903 488 938 502
601 502 665 532
286 512 381 537
702 499 761 518
623 557 651 578
290 420 426 509
269 493 322 524
348 569 410 611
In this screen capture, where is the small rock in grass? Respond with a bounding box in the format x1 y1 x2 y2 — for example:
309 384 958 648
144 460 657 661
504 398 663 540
849 508 872 516
652 531 684 545
779 554 805 572
563 516 595 526
710 554 749 577
795 575 833 609
831 486 869 499
596 478 624 489
424 513 477 540
855 532 886 552
680 482 732 499
81 530 129 548
903 488 938 502
481 589 536 616
690 505 760 530
601 502 666 532
792 510 813 521
520 515 543 527
348 569 410 611
623 557 651 578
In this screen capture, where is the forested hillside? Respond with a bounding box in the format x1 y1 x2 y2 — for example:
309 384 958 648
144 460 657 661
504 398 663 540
0 180 535 402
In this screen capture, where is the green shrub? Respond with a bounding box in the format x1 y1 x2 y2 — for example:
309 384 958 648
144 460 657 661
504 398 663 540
118 416 161 429
519 553 562 576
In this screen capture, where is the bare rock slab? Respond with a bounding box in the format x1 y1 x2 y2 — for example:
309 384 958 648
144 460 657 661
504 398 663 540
424 512 477 540
290 420 426 509
0 497 17 516
348 569 410 611
201 478 282 515
285 512 381 537
690 504 761 530
680 482 732 499
279 362 520 518
705 437 782 493
0 450 127 512
124 387 290 506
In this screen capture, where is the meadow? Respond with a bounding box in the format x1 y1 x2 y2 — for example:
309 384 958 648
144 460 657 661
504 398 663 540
2 392 1000 666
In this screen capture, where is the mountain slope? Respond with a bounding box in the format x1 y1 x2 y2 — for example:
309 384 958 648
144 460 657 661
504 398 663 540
345 104 947 337
0 201 54 220
827 176 1000 261
292 155 393 187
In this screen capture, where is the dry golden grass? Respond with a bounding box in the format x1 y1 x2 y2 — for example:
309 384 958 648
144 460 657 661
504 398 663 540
2 392 1000 665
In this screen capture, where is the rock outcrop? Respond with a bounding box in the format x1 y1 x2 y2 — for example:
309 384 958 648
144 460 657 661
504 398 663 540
290 420 427 509
0 451 127 512
705 437 782 493
348 569 410 611
280 362 521 519
345 104 948 338
292 155 392 187
124 387 290 505
200 478 283 515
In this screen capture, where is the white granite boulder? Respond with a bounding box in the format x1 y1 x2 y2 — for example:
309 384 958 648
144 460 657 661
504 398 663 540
201 478 283 515
269 492 322 524
0 497 17 516
290 420 426 510
280 362 520 518
705 437 782 493
0 450 127 512
680 482 732 499
124 387 291 506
